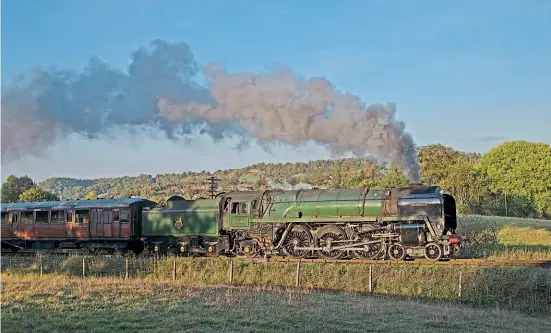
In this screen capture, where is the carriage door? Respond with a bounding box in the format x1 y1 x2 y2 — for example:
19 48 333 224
90 209 101 237
9 212 18 237
1 212 12 238
66 210 74 237
101 210 113 237
112 209 120 238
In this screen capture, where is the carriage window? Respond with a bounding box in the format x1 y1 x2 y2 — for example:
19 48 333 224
36 211 49 223
21 212 33 224
120 210 129 223
1 212 8 224
66 211 73 223
11 213 18 224
75 210 90 224
51 210 64 224
113 210 120 222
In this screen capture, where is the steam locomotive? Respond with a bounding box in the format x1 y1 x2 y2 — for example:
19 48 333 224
1 184 467 261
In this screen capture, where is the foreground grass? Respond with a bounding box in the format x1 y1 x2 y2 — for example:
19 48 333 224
3 256 551 316
2 275 550 333
457 215 551 260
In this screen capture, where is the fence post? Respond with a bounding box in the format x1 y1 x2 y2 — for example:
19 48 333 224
82 256 86 278
295 262 301 287
39 253 43 277
229 259 234 284
172 258 177 281
125 257 129 280
369 264 373 293
458 271 463 298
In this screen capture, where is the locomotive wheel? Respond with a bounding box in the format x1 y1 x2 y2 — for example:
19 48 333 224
314 225 348 259
424 243 443 261
352 231 384 260
387 243 406 261
282 224 313 259
238 242 261 258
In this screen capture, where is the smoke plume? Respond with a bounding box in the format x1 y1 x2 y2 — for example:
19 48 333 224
1 39 420 181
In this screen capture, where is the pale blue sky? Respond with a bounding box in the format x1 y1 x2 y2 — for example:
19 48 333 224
2 0 550 181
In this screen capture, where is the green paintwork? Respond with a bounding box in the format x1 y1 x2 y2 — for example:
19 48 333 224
263 188 384 218
364 199 382 215
141 199 220 237
230 214 250 229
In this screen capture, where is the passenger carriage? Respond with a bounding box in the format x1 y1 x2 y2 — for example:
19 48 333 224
0 198 156 254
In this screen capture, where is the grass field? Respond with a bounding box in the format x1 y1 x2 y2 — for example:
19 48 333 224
2 275 551 333
457 215 551 260
3 254 550 316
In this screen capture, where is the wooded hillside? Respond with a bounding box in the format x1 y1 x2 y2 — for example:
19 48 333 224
2 140 550 219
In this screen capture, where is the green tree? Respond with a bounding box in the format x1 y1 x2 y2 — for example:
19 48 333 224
418 144 468 185
476 141 551 217
19 186 59 202
376 165 410 188
418 144 485 211
1 175 36 202
330 164 342 188
85 190 98 200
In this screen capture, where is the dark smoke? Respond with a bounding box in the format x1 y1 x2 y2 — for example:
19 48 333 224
1 39 420 181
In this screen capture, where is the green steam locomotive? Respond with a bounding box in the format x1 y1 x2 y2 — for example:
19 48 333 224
141 184 467 261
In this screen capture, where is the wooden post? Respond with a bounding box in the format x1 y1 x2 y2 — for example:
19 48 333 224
172 258 177 280
295 262 301 287
459 272 463 298
82 256 86 277
229 259 234 284
39 253 43 277
125 257 129 280
369 264 373 293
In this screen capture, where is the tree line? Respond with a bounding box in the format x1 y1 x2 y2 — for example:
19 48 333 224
2 140 550 219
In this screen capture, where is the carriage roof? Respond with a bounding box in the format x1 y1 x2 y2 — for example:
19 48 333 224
0 198 155 212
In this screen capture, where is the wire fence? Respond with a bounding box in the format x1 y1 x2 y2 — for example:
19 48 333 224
2 253 550 316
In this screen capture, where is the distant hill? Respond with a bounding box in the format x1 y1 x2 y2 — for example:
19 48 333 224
37 157 409 202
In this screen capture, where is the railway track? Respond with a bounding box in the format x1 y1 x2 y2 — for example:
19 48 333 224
2 251 550 268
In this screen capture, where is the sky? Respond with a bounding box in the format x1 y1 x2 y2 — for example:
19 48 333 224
1 0 550 182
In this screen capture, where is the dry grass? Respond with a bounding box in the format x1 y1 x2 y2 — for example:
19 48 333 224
458 215 551 260
2 255 550 316
2 275 550 333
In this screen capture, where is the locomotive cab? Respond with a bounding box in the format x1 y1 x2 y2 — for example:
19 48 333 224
442 194 457 234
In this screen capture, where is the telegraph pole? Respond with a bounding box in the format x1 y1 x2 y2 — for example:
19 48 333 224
505 190 508 217
206 176 221 199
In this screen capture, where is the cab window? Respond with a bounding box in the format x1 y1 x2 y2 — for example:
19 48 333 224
231 202 248 214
